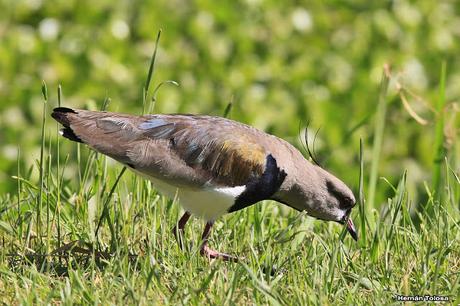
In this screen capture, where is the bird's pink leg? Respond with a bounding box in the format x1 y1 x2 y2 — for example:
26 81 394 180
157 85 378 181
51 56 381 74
200 222 238 262
172 211 191 249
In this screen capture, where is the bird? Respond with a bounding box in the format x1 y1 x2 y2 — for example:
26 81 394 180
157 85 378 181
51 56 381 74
52 107 357 261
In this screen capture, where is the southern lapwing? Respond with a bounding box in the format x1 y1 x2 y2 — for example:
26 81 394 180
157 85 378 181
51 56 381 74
52 107 357 261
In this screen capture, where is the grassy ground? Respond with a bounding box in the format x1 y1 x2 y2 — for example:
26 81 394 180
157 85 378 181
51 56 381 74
0 144 459 304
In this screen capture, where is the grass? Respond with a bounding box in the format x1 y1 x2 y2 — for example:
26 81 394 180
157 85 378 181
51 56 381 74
366 64 390 224
0 60 459 304
432 62 447 203
0 149 459 304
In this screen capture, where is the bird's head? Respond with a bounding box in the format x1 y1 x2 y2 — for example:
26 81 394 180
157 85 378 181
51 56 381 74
307 166 358 240
279 164 358 240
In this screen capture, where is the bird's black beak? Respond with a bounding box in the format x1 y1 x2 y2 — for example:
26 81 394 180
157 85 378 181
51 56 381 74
343 209 358 241
346 217 358 241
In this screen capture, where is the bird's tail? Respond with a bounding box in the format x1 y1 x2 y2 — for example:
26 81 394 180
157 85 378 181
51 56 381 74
51 107 84 143
51 107 142 162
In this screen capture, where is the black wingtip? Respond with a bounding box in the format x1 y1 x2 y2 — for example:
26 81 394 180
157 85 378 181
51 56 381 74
51 107 77 126
60 128 83 143
52 107 83 143
53 107 77 113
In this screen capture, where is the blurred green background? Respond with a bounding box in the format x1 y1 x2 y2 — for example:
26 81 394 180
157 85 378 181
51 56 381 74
0 0 459 207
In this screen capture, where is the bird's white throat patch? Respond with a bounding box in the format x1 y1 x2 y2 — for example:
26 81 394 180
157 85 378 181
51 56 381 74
136 171 246 221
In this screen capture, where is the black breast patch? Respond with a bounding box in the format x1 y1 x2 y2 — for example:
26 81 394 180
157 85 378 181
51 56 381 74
228 154 287 213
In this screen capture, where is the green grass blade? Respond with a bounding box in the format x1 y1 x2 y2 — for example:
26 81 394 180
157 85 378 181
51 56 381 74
95 167 127 250
143 29 162 114
37 80 48 247
367 64 391 226
223 96 234 118
56 84 62 249
432 61 447 203
149 80 179 114
358 138 366 246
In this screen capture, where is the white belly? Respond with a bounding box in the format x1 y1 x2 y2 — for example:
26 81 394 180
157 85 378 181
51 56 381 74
138 172 245 221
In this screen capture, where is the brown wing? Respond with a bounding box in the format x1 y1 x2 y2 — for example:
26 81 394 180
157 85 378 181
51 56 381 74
52 108 279 189
138 114 268 187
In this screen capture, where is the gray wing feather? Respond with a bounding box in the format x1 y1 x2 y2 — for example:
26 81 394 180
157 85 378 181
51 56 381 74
137 115 268 187
55 109 284 189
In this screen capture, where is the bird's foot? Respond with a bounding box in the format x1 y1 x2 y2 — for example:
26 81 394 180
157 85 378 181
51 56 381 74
200 245 239 262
